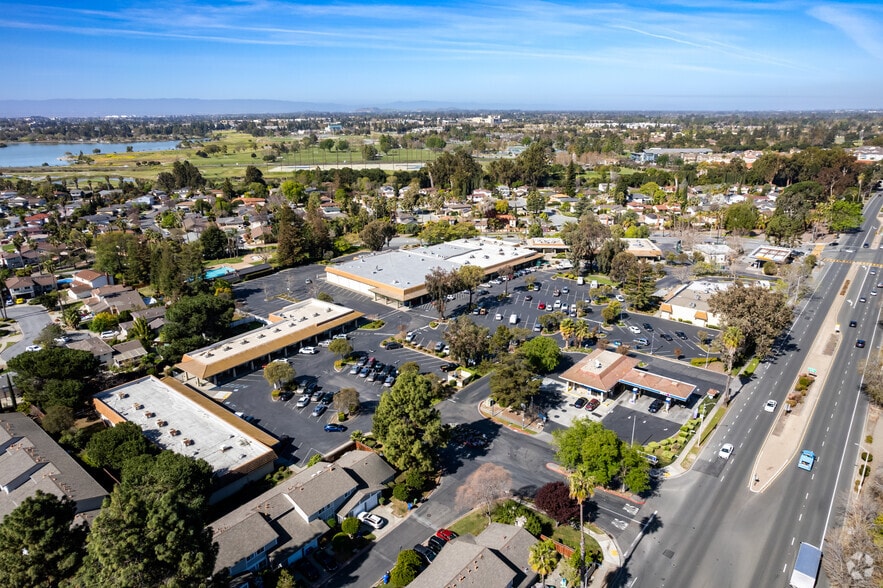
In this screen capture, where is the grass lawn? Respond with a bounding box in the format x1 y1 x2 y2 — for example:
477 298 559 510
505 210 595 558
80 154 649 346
551 524 602 556
449 510 490 537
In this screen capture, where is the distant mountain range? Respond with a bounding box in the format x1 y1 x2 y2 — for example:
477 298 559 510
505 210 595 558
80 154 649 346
0 98 507 118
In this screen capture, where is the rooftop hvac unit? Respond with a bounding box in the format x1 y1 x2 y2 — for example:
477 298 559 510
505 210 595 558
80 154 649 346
144 411 155 418
133 403 143 410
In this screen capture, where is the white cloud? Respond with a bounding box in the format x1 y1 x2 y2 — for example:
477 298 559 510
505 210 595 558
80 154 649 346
809 4 883 60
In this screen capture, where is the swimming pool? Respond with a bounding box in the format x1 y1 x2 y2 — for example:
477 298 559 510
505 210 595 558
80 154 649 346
204 266 235 280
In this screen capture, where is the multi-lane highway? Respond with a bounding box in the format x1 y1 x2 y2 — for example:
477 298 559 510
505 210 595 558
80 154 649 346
623 194 882 588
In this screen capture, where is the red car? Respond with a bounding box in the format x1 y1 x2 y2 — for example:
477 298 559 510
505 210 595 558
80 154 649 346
537 301 546 310
436 528 458 542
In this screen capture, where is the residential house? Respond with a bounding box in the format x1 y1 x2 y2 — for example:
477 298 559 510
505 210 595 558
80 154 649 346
118 306 166 338
210 450 394 578
0 413 107 524
4 275 56 300
82 285 146 315
73 269 113 289
68 337 115 366
0 248 41 269
112 340 148 368
410 523 538 588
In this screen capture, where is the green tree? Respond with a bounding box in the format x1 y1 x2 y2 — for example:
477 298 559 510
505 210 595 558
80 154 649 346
62 307 81 329
623 259 658 311
129 316 152 346
34 323 66 348
723 202 759 235
280 180 306 204
359 219 395 251
708 283 792 358
328 338 353 360
340 516 359 538
361 144 378 161
75 451 217 588
443 315 489 366
561 212 610 273
518 336 561 373
490 355 541 409
333 388 361 415
373 369 444 474
0 491 86 588
528 539 560 584
390 549 423 586
199 225 228 260
525 190 547 215
274 206 308 267
457 264 485 309
162 293 234 362
719 326 745 404
42 405 74 435
8 347 100 409
619 445 652 494
826 199 863 232
608 251 637 284
264 361 295 390
601 301 621 324
553 419 624 487
244 165 265 186
424 266 458 319
83 421 152 471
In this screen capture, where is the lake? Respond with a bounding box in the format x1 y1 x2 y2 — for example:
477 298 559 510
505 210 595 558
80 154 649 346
0 140 181 168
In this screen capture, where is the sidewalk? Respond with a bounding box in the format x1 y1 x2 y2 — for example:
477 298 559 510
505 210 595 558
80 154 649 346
750 258 859 492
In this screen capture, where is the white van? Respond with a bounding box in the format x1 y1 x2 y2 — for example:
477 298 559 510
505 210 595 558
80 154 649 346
509 314 518 325
590 280 598 289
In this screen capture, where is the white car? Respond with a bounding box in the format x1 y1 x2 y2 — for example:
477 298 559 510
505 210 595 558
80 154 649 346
25 345 42 352
53 336 70 345
718 443 734 459
628 325 641 334
318 339 332 347
494 313 503 321
333 333 349 340
553 300 562 309
295 394 310 408
299 346 318 354
764 399 778 413
357 511 387 529
615 294 626 302
100 330 119 339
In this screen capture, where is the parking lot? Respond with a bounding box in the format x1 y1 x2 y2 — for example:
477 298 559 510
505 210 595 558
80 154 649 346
223 263 728 463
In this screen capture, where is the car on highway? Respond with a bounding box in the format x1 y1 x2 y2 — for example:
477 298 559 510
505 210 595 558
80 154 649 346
798 449 816 471
849 320 858 327
25 344 42 352
299 346 318 354
856 339 866 348
357 511 387 529
860 297 868 303
674 331 688 340
648 399 664 413
878 282 883 289
585 398 600 412
573 397 588 409
718 443 734 459
764 399 778 413
324 423 346 432
872 290 878 296
628 325 641 334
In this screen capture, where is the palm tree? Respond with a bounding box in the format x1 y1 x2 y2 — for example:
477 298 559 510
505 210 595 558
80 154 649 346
559 318 577 346
569 469 595 588
720 326 744 405
528 539 559 584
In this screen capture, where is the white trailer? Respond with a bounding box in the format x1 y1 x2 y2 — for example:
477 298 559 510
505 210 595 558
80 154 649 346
790 542 822 588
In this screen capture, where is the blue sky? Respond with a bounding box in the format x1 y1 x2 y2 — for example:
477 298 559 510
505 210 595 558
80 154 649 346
2 0 883 110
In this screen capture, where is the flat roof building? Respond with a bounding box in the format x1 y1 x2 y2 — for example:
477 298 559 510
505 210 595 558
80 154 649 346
658 280 729 328
623 238 663 259
92 376 277 503
0 412 107 524
325 237 542 306
176 298 362 385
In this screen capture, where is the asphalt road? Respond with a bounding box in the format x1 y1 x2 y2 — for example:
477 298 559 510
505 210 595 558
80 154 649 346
0 303 52 364
620 195 882 588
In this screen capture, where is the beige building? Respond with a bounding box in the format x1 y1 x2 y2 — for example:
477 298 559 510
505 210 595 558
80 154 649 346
658 280 728 328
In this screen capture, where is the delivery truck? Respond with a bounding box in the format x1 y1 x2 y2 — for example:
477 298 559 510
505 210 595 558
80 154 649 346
790 542 822 588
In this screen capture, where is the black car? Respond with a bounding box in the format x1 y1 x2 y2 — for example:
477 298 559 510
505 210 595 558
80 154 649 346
313 550 338 572
295 559 321 582
279 390 294 401
413 544 436 564
573 397 588 409
674 331 688 340
427 535 447 554
386 341 403 350
849 320 858 327
440 362 459 372
642 323 653 331
648 399 664 413
525 294 533 301
660 333 673 342
856 339 866 348
863 242 870 248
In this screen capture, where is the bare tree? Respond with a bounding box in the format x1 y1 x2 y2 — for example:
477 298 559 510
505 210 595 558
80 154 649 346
455 463 512 520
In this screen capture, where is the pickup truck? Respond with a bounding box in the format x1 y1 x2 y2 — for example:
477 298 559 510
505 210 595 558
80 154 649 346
797 450 816 471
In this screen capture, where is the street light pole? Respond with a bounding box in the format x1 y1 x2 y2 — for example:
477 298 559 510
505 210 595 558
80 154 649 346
521 403 526 430
630 415 637 446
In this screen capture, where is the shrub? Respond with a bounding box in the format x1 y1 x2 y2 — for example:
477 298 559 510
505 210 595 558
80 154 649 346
326 517 338 529
392 483 411 502
859 465 871 478
534 481 579 524
390 550 423 586
331 532 351 553
341 516 360 537
860 452 873 463
522 510 544 537
405 470 426 494
866 435 874 444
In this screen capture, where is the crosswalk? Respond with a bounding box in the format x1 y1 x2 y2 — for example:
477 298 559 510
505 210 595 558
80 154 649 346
821 258 883 268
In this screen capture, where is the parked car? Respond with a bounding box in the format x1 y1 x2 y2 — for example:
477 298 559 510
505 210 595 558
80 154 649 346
413 544 436 564
635 337 649 346
573 397 588 409
384 375 396 387
358 366 371 378
299 346 318 354
434 341 445 352
324 423 346 432
427 535 447 553
278 390 294 401
648 399 664 413
357 511 387 529
294 559 321 582
405 331 416 342
561 286 570 294
628 325 641 334
436 528 458 542
585 398 600 411
53 336 70 345
660 333 673 341
100 330 119 339
311 404 327 417
537 301 546 310
440 362 459 372
494 313 503 321
25 345 42 352
296 394 310 408
349 364 360 375
642 323 653 331
674 331 688 340
333 333 348 340
318 339 332 347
